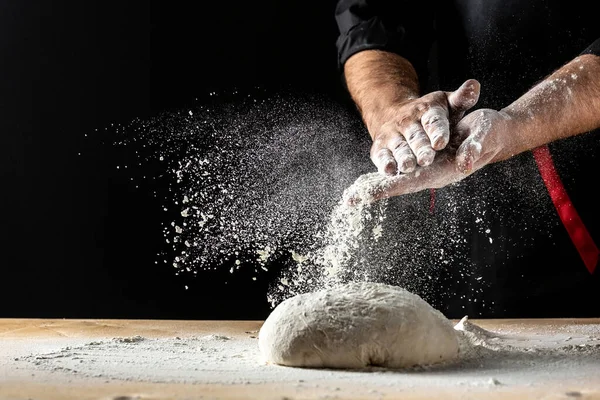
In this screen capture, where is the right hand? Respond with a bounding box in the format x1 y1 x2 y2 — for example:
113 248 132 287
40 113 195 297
364 79 481 176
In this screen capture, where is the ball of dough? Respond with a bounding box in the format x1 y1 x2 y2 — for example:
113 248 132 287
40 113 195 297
258 282 459 369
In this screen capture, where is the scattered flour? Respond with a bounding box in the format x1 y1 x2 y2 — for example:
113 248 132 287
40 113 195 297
102 89 565 316
268 173 393 298
107 91 377 292
13 319 600 390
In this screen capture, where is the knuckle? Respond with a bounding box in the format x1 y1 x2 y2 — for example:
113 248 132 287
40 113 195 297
394 115 410 131
369 143 380 158
423 114 443 126
372 148 390 161
405 127 423 142
379 120 396 132
372 137 385 148
415 103 428 113
386 135 406 149
393 107 423 130
425 90 446 103
391 140 410 152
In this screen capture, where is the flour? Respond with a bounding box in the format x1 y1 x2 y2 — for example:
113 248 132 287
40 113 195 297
108 91 374 291
12 319 600 392
104 90 558 316
265 173 394 306
114 336 146 344
454 316 600 368
315 173 392 282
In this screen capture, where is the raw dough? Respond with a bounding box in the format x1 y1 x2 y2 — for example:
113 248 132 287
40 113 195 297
258 282 459 369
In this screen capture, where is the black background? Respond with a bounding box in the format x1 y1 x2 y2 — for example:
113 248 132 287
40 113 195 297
3 2 600 321
1 1 347 319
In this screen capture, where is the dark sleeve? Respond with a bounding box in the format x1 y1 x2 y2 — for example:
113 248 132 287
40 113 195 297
581 38 600 56
334 0 435 75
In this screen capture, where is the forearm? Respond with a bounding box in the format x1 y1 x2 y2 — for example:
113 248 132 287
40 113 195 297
498 54 600 161
344 50 420 138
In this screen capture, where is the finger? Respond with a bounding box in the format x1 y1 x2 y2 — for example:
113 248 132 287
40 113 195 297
421 106 450 150
402 123 436 167
384 158 463 198
384 168 438 198
455 135 483 174
448 79 481 112
370 143 397 176
387 135 416 173
447 79 481 125
343 172 394 205
345 161 457 205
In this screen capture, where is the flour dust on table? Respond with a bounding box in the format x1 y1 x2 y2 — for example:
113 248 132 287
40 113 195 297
12 318 600 390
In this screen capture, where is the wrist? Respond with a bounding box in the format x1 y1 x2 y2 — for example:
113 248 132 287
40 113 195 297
497 107 537 160
344 50 420 135
499 53 600 156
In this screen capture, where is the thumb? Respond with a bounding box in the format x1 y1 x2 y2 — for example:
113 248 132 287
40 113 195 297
448 79 481 114
455 136 483 175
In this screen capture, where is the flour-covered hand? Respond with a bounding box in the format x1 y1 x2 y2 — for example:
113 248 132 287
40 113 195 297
367 79 481 176
347 108 513 203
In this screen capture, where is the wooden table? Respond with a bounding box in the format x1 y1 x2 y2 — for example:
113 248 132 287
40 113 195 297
1 318 599 399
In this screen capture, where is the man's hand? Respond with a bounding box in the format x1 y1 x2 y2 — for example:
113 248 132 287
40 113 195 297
344 51 600 205
365 79 481 176
344 108 511 204
343 49 481 177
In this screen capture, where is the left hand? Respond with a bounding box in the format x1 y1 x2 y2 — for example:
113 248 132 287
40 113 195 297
345 108 514 204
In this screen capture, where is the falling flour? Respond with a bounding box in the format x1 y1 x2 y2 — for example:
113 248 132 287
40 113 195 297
265 172 395 306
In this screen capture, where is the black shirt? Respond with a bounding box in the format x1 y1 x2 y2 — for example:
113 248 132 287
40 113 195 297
334 0 600 318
